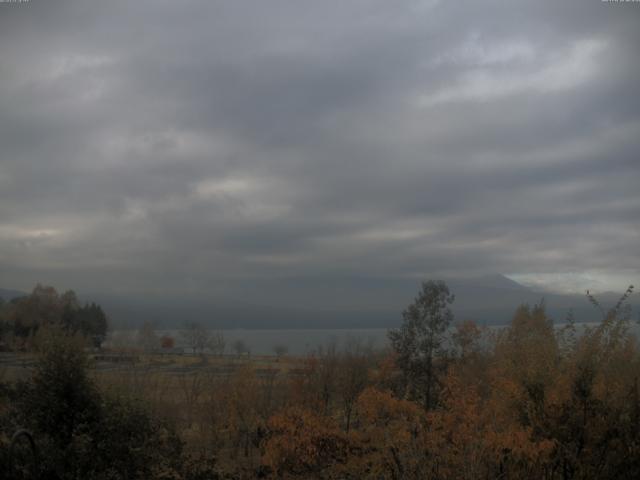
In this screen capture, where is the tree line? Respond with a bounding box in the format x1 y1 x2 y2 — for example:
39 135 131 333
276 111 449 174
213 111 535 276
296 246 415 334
0 285 108 350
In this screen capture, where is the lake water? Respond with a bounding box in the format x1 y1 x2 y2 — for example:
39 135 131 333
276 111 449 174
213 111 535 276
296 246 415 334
110 322 640 356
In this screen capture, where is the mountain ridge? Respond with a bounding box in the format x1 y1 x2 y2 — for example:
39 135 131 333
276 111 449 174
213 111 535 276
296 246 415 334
1 275 636 329
0 288 27 301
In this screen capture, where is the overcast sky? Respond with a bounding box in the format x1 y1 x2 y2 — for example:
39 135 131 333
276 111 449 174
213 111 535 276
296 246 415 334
0 0 638 307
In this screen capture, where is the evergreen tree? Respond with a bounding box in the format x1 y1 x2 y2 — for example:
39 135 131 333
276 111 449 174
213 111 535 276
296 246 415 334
388 280 454 410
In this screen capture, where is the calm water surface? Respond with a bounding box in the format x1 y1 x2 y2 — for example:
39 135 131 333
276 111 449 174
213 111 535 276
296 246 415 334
110 322 640 356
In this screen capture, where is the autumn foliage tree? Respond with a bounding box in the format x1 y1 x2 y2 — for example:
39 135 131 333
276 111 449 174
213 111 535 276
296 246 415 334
262 407 347 477
260 284 638 480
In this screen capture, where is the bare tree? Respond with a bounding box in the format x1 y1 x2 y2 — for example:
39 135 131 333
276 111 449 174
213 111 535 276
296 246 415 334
233 339 249 358
307 341 339 416
209 330 225 356
180 321 213 355
137 320 158 353
273 344 288 359
338 337 370 431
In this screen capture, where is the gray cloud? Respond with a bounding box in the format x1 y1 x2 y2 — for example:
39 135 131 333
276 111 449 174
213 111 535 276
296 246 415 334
0 0 639 308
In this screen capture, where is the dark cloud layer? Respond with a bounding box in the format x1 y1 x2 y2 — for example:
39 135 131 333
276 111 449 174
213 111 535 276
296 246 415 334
1 0 639 308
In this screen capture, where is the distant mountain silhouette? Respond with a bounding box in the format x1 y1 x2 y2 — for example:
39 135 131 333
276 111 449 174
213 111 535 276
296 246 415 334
2 276 636 329
81 274 638 329
0 288 26 301
452 274 531 292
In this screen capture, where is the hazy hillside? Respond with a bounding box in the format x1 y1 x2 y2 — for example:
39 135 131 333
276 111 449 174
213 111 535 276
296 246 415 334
79 275 638 329
0 288 26 302
2 275 635 329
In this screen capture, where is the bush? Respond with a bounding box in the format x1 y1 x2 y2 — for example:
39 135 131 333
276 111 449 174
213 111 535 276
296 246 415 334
5 334 184 479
